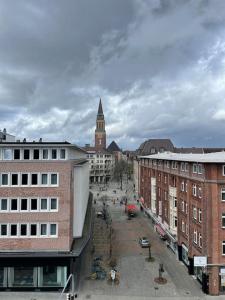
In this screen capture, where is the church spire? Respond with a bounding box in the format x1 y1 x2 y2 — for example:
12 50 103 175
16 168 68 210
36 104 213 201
98 98 103 115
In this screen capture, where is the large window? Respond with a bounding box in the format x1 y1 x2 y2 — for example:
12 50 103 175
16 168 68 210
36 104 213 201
222 189 225 201
11 174 18 186
30 199 38 211
33 149 39 160
194 229 197 244
39 266 66 287
222 213 225 228
60 149 65 159
51 149 57 159
10 224 17 236
20 224 27 236
193 164 198 173
192 184 197 196
50 198 57 211
23 149 30 160
42 149 48 159
193 207 197 220
1 174 8 186
3 149 12 160
31 174 38 185
21 174 28 185
13 149 20 160
11 199 18 211
0 199 8 211
30 224 37 236
50 174 58 185
223 241 225 255
41 174 48 185
21 199 28 211
0 224 7 236
9 267 35 287
40 198 48 211
40 224 47 236
50 224 57 236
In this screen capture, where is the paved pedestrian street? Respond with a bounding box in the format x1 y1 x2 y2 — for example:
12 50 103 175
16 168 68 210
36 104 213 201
80 184 204 299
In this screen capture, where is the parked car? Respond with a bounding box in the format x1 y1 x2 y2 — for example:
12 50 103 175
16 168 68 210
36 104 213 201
139 237 150 248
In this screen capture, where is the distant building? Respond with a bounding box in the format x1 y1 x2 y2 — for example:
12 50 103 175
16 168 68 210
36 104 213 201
0 128 15 142
107 140 123 162
83 100 115 184
138 151 225 296
0 141 91 290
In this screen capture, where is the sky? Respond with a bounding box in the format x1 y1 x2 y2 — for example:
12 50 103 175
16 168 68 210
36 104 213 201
1 0 225 150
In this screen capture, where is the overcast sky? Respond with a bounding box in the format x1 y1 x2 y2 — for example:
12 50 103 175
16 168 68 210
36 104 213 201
1 0 225 150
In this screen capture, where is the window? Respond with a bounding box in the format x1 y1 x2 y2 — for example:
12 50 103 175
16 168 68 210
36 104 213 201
193 164 198 173
40 198 48 211
30 224 37 236
199 233 202 248
11 174 18 186
172 161 178 169
14 149 20 160
222 213 225 228
186 203 188 214
20 199 28 211
185 183 188 193
198 187 202 198
221 188 225 201
0 199 8 211
198 164 203 174
223 165 225 176
174 198 177 208
50 224 57 236
192 184 197 196
194 229 197 244
223 241 225 255
51 149 57 159
0 224 7 236
31 174 38 185
1 174 8 186
23 149 30 160
185 163 189 172
60 149 65 159
193 207 197 220
33 149 39 160
10 224 17 236
50 174 58 185
181 181 185 192
166 161 170 168
41 174 48 185
50 198 57 211
3 149 12 160
30 198 38 211
182 220 185 232
181 200 185 212
42 149 48 159
174 216 177 228
164 175 167 184
40 224 47 236
20 224 27 236
181 162 185 171
199 209 202 223
21 174 28 185
11 199 18 211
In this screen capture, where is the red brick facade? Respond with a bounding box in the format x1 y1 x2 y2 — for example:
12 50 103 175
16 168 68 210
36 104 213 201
139 155 225 295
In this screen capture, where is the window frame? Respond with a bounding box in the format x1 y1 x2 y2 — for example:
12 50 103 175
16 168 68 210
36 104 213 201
0 224 8 237
31 173 39 186
11 173 19 186
50 173 58 186
50 198 58 212
1 173 9 186
221 188 225 201
20 198 29 212
0 198 8 212
30 198 39 212
10 198 18 212
49 223 58 237
21 173 29 186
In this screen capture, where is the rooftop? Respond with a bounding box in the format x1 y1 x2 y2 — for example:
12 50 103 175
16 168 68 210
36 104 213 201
139 151 225 163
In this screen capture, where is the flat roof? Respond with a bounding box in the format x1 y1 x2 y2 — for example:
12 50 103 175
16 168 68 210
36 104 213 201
139 151 225 163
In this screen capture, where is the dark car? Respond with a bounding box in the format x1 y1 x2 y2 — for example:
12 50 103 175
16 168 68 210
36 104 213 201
139 237 150 248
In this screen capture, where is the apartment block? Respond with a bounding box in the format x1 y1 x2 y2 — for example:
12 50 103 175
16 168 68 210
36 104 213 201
139 152 225 295
0 141 90 290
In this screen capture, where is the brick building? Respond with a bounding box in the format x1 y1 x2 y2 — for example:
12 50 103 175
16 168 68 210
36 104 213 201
0 141 90 290
139 151 225 295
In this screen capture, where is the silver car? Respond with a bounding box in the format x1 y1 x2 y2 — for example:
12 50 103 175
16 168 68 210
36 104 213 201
139 237 150 248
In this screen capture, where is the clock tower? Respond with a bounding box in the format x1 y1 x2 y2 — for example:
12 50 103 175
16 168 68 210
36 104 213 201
95 99 106 150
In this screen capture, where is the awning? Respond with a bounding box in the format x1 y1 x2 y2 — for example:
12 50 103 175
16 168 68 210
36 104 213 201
155 224 166 237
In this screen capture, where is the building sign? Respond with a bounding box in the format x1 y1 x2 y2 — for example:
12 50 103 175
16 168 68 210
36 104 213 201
194 256 207 267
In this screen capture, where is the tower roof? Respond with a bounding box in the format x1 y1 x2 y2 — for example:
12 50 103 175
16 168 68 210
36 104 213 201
98 98 103 115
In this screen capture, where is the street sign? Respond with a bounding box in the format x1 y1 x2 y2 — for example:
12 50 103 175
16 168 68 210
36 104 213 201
194 256 207 267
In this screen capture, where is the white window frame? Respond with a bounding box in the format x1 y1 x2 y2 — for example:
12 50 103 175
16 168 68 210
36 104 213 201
50 198 58 212
23 149 30 160
199 209 202 223
193 164 198 173
192 184 197 196
51 149 57 160
11 173 20 186
198 187 202 198
60 149 66 160
13 149 21 160
181 162 185 171
194 229 197 244
40 198 49 212
50 173 59 186
20 198 29 212
30 223 38 237
3 148 12 160
222 213 225 228
30 198 39 212
222 241 225 255
0 223 8 237
42 149 49 160
49 223 58 237
223 165 225 176
181 200 185 212
193 207 197 220
199 233 202 248
181 220 185 232
181 181 185 192
221 188 225 201
10 223 18 237
31 173 39 186
41 173 49 186
0 198 8 212
33 149 40 160
40 223 48 237
21 173 29 186
1 173 9 186
185 163 189 172
20 224 28 237
10 198 19 212
198 164 203 174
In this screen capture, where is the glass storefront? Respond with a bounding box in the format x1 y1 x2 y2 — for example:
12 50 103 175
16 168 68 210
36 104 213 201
181 244 189 266
0 266 67 288
194 266 203 283
220 268 225 293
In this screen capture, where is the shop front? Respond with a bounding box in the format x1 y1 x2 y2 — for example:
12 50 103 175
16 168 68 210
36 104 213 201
220 267 225 293
181 243 189 267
